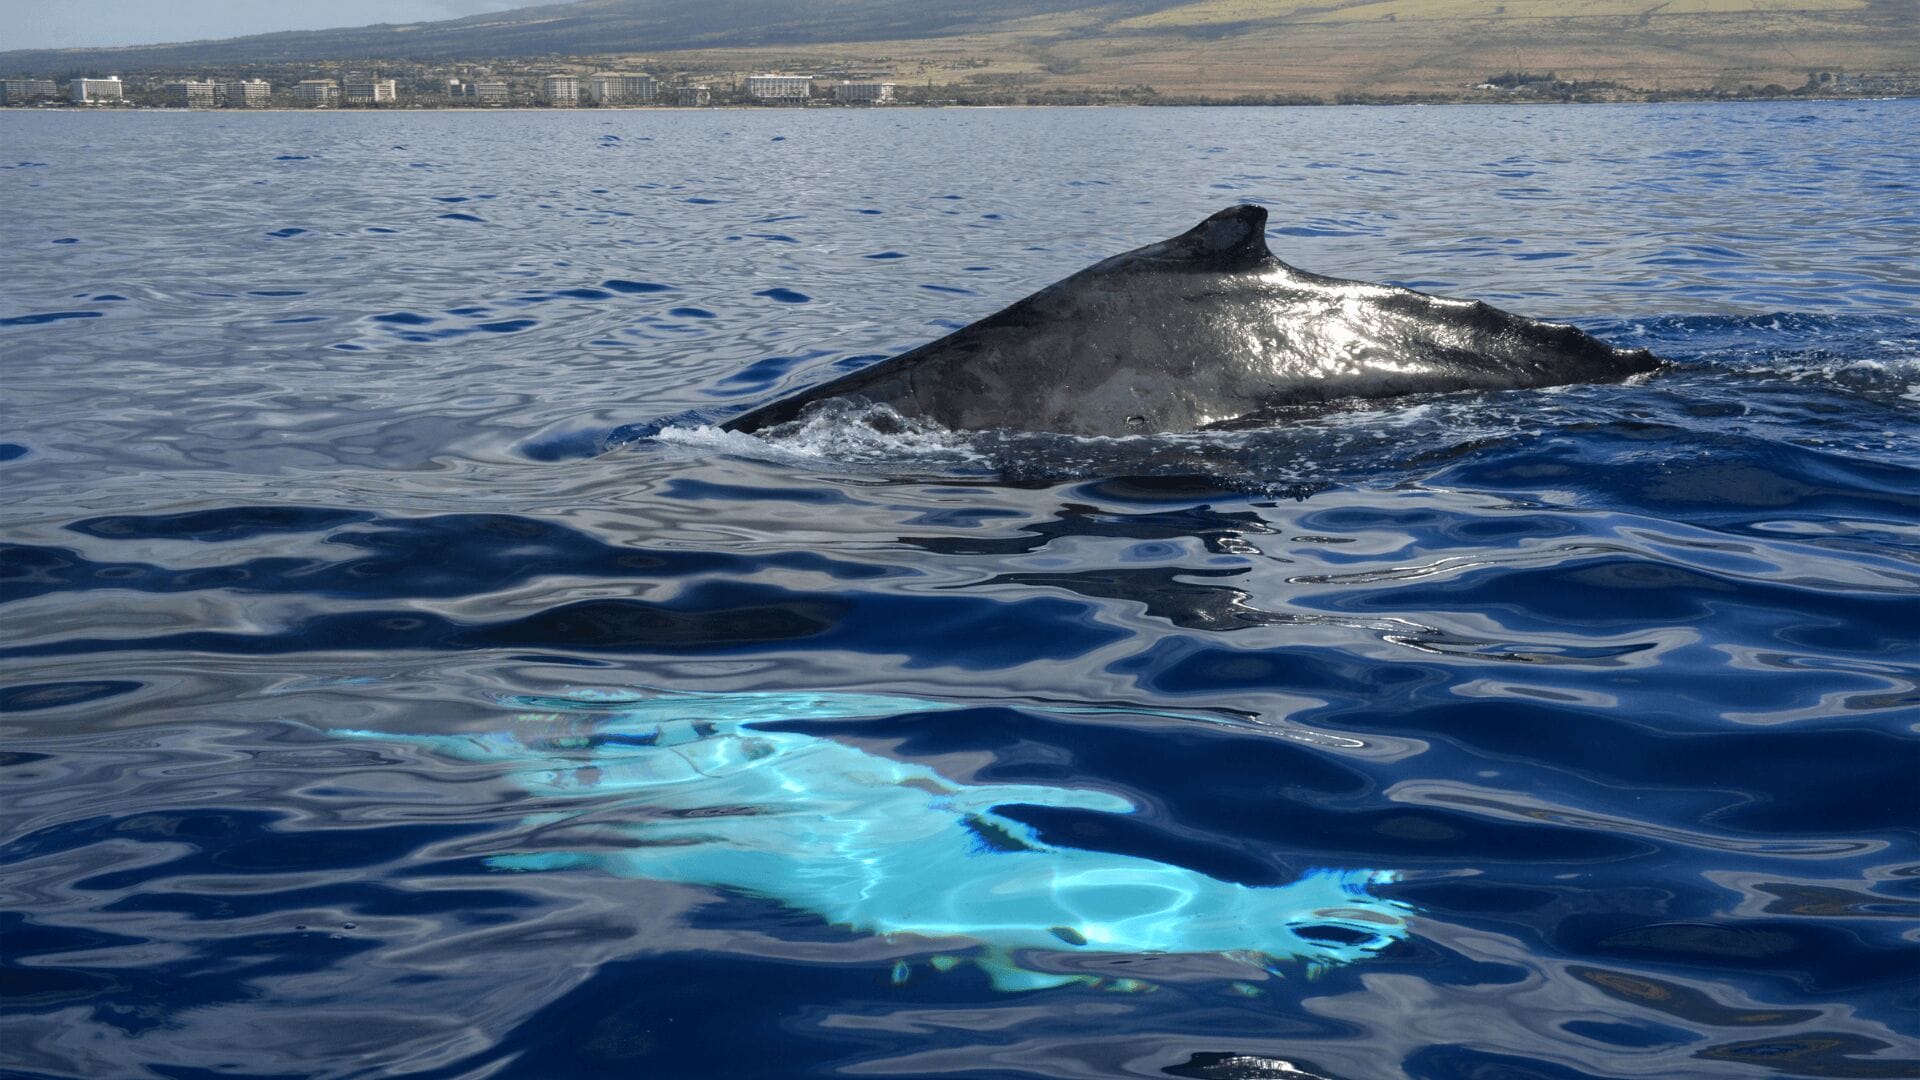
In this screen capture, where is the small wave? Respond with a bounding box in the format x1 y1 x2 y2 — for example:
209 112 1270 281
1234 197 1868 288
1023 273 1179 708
653 401 993 472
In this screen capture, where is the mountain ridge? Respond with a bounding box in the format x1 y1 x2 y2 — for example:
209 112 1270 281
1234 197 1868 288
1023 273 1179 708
3 0 1912 100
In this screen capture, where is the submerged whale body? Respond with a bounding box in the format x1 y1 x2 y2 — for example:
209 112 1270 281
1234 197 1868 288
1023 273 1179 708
335 689 1410 990
723 204 1661 437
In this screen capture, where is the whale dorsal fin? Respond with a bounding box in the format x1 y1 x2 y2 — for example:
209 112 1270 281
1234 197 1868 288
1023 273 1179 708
1127 204 1273 273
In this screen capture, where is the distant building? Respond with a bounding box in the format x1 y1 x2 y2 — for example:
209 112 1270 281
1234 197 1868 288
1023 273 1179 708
676 85 712 107
2 77 59 104
835 81 895 104
292 80 340 107
222 79 271 107
342 79 397 106
475 79 511 105
70 76 124 104
543 74 580 106
586 72 657 104
746 74 811 102
163 80 220 108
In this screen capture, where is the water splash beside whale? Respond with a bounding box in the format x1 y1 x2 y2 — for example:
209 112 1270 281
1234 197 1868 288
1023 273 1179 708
333 689 1412 991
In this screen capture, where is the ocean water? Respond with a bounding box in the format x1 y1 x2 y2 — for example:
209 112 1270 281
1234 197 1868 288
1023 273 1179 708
2 102 1916 1079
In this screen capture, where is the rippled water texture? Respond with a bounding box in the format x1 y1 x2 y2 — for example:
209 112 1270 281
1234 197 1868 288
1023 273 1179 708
3 103 1918 1079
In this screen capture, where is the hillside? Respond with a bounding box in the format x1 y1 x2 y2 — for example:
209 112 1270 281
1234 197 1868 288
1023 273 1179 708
0 0 1161 69
3 0 1913 100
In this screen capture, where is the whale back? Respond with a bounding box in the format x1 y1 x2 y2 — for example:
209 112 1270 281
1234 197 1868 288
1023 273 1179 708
722 205 1660 436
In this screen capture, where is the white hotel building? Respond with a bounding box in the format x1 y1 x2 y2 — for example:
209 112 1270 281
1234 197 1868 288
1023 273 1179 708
342 79 397 105
293 80 340 106
587 73 658 104
70 76 124 103
543 75 581 105
222 80 272 107
835 81 896 104
746 74 811 102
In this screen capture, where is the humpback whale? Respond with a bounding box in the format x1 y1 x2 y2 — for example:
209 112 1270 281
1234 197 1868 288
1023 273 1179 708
334 689 1410 990
723 205 1661 437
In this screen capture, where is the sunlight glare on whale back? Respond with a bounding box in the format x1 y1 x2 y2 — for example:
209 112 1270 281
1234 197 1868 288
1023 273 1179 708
336 689 1411 990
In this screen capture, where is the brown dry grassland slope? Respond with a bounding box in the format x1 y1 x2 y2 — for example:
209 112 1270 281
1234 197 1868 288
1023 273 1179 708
654 0 1918 98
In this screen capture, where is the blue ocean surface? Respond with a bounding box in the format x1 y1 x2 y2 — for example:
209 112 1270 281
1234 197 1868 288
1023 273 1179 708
2 102 1916 1079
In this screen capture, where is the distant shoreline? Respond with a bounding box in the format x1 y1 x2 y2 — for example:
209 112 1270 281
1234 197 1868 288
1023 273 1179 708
6 93 1913 115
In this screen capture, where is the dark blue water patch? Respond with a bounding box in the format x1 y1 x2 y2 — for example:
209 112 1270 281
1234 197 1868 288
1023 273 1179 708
706 350 834 392
475 319 537 333
69 505 373 542
659 479 858 505
370 311 436 326
1389 702 1917 837
0 311 100 327
920 284 978 295
0 443 29 461
273 155 309 161
853 208 883 215
2 580 1125 669
247 289 303 297
1406 1044 1616 1080
438 213 486 223
602 279 674 294
754 288 810 304
50 237 78 244
864 251 907 260
1561 1019 1701 1049
684 197 722 205
1273 225 1365 237
668 306 715 319
748 233 798 243
14 512 882 605
516 427 610 462
434 196 469 203
265 227 307 238
1559 913 1915 998
0 680 143 713
825 353 888 374
365 226 400 234
553 287 614 300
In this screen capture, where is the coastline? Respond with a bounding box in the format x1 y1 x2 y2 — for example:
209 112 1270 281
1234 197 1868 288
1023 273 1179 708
6 92 1913 114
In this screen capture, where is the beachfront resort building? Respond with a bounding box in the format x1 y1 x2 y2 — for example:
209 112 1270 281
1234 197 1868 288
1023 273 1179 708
587 73 657 104
342 79 397 105
292 80 340 107
164 80 220 108
476 79 511 105
2 77 59 104
543 75 580 105
747 74 811 102
676 85 712 106
70 76 124 103
835 81 896 104
222 79 272 107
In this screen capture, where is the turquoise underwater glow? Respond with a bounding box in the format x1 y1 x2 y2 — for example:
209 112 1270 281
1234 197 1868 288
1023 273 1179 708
339 690 1411 990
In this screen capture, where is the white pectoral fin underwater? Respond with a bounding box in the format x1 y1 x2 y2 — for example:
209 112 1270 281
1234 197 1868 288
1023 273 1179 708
332 689 1412 991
